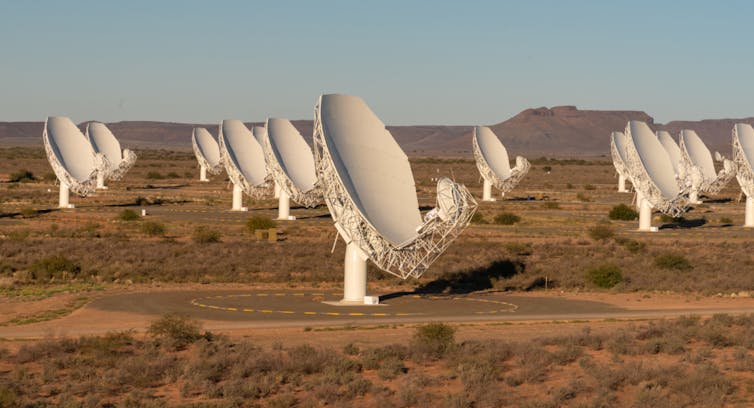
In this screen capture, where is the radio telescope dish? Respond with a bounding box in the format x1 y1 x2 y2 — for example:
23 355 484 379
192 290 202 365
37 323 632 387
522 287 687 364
679 129 736 197
263 118 322 220
732 123 754 227
43 116 106 208
313 94 477 304
610 131 632 192
472 126 530 201
218 119 271 211
252 126 280 199
192 128 222 182
657 130 702 203
84 122 137 189
623 121 688 231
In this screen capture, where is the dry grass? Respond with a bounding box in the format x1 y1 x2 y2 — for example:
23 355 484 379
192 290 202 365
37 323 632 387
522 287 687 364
0 314 751 406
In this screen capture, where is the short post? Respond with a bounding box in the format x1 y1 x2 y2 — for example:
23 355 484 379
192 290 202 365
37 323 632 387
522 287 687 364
199 165 209 182
59 183 73 208
277 189 295 220
638 197 657 232
231 184 246 211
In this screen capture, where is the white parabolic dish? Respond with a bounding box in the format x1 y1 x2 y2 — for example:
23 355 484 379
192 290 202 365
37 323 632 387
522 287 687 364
623 120 687 216
733 123 754 197
610 131 629 176
313 94 477 279
192 127 223 174
85 122 137 181
219 120 270 198
264 118 321 207
656 130 684 175
472 126 530 193
680 129 736 194
43 116 103 196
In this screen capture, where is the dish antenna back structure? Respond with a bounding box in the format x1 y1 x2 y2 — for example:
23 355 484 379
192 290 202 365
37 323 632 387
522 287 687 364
85 122 137 189
657 130 702 203
313 94 477 304
610 131 631 192
623 121 688 231
43 116 105 208
252 126 280 199
192 128 223 182
472 126 530 201
679 129 736 198
262 118 322 220
218 120 270 211
732 123 754 227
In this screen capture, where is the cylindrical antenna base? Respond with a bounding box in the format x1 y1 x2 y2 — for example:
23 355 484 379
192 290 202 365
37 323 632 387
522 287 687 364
59 183 74 209
482 178 496 202
231 183 247 211
277 189 295 220
199 166 209 182
689 189 701 204
745 196 754 227
618 174 628 192
638 197 657 232
274 181 281 199
343 242 368 303
96 172 107 189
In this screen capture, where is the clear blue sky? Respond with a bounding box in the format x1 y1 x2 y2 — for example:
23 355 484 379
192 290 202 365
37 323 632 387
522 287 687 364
1 1 752 125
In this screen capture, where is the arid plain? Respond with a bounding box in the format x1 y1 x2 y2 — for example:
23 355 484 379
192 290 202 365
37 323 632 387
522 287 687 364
0 145 753 406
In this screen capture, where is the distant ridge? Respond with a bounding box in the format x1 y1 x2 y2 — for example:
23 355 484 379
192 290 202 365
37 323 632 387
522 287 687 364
1 108 752 157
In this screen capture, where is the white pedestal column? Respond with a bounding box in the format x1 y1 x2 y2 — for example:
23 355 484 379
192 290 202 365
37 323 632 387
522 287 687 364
745 195 754 227
96 172 107 189
200 166 209 182
689 189 701 204
482 179 495 202
231 184 247 211
638 197 657 232
618 175 627 192
277 189 295 220
59 183 74 208
342 242 368 303
274 181 281 199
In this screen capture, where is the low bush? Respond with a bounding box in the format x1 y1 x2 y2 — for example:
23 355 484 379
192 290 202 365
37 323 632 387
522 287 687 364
493 212 520 225
9 169 35 183
614 237 645 253
588 223 614 241
148 313 206 351
246 216 276 233
192 226 221 243
470 212 487 224
585 264 623 289
719 216 733 224
146 171 164 180
118 209 140 221
141 221 166 236
654 252 692 270
542 201 560 209
609 204 638 221
576 193 591 202
30 255 81 281
412 323 455 359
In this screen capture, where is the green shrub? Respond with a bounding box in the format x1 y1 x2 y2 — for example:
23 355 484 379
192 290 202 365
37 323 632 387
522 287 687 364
246 216 277 233
470 212 487 224
719 217 733 224
30 255 81 281
654 252 692 270
148 313 205 351
588 223 614 241
542 166 552 173
118 209 140 221
609 204 638 221
9 169 35 182
412 323 455 359
192 226 221 243
146 171 164 180
166 172 180 179
493 212 520 225
614 237 646 253
19 207 38 218
576 193 590 202
542 201 560 209
141 221 166 236
585 264 623 288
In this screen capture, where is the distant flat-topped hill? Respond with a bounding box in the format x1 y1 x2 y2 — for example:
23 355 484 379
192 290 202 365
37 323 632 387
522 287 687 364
1 107 752 157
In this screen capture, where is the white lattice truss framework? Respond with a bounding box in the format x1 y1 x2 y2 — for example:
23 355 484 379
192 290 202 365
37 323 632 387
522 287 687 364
313 103 478 279
261 140 323 208
678 137 736 194
472 134 530 193
610 136 631 184
623 129 689 217
732 126 754 197
218 134 272 199
103 150 137 181
192 139 223 175
43 128 106 197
